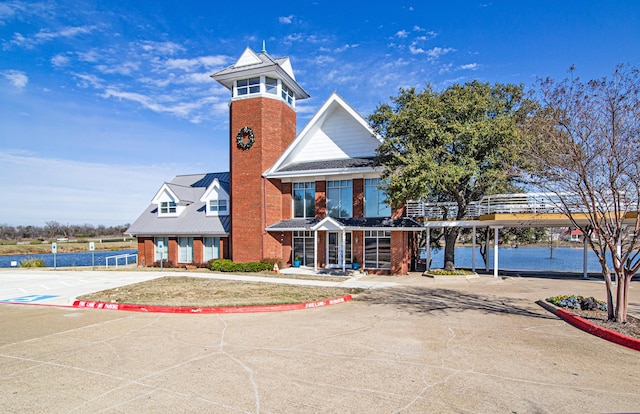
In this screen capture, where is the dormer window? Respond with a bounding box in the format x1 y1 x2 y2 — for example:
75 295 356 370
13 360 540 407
237 77 260 96
209 199 227 214
160 201 176 214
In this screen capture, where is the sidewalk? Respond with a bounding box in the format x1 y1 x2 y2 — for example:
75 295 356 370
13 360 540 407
0 267 400 306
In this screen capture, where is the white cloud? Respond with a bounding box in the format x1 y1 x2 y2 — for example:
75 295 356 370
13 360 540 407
137 40 184 55
279 15 294 24
95 61 140 76
102 87 220 120
2 69 28 89
459 63 479 70
334 44 359 53
73 72 104 88
396 30 409 38
51 54 69 68
10 25 96 48
77 49 100 62
164 55 228 71
426 46 456 59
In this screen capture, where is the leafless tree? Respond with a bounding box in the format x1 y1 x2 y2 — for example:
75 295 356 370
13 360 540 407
521 64 640 322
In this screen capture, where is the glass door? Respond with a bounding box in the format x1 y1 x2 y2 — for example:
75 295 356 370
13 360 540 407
327 231 351 268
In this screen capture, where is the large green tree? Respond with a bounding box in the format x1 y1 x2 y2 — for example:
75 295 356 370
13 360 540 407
369 81 528 270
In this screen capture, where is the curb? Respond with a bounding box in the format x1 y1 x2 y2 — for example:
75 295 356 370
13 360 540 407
73 295 352 314
536 300 640 352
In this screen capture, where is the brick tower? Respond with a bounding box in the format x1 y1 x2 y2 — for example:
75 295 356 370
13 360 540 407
211 46 309 262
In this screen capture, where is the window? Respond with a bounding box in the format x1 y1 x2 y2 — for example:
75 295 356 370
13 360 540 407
160 201 176 214
237 77 260 96
178 237 193 263
365 178 392 217
203 237 220 262
293 231 315 266
293 182 315 218
265 77 277 95
209 199 228 214
154 237 168 262
281 83 294 104
327 180 352 218
364 230 391 269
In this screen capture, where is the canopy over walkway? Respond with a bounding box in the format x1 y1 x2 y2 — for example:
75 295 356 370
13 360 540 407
406 192 638 277
406 192 638 228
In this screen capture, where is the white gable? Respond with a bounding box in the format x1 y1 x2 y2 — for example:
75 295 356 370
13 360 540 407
235 47 262 67
152 184 178 204
267 93 382 173
200 179 229 202
278 57 295 80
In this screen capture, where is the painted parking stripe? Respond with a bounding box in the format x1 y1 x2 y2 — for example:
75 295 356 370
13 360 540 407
1 295 60 303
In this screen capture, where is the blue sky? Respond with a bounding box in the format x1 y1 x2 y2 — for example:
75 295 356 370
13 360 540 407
1 0 639 226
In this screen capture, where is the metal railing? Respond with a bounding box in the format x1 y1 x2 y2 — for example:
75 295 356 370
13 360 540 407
106 253 138 268
405 192 625 220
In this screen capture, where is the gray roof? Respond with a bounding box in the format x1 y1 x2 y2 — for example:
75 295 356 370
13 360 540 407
126 172 230 237
211 51 309 100
266 216 422 231
278 158 375 173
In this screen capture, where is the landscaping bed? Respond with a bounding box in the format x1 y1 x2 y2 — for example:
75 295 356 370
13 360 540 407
546 295 640 341
77 276 362 308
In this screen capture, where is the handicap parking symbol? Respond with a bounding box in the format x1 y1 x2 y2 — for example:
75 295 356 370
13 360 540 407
1 295 59 303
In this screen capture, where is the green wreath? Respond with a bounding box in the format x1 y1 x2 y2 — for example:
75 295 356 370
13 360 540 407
236 126 255 150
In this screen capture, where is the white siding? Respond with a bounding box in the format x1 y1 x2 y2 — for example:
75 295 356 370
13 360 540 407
293 106 379 163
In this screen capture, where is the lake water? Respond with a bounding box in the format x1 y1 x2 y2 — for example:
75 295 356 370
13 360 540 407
0 250 137 268
0 246 614 273
426 245 613 273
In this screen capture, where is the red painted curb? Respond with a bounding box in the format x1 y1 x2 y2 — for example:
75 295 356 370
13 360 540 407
73 295 352 314
555 308 640 352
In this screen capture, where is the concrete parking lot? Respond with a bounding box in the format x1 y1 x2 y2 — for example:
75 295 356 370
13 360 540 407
0 272 639 413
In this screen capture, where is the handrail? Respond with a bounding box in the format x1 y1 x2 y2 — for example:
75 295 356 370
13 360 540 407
106 253 138 268
406 192 635 219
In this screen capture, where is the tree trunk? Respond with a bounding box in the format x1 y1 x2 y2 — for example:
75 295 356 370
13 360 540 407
615 271 630 323
443 228 459 271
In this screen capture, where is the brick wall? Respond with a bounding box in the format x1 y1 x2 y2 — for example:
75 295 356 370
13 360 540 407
391 231 410 275
315 180 326 218
229 97 296 263
353 178 364 218
168 237 178 265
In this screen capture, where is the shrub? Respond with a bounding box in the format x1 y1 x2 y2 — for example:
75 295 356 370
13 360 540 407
20 257 46 267
29 239 45 245
546 295 607 311
427 268 475 276
153 259 175 268
209 259 273 272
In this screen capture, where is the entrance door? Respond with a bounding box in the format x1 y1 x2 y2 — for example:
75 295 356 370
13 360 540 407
327 232 352 267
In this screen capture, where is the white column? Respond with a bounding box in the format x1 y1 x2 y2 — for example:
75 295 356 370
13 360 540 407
342 230 346 273
314 230 318 273
472 226 477 272
491 226 503 278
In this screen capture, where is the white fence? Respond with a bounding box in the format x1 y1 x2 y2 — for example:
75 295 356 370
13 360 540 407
106 253 138 268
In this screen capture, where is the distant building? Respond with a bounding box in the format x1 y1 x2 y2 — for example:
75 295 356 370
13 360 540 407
126 47 421 274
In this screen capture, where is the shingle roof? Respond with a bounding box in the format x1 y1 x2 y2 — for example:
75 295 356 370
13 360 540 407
266 216 422 231
277 158 376 173
126 172 230 236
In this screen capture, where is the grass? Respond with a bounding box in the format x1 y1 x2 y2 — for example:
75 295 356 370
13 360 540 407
0 240 136 255
77 276 362 307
